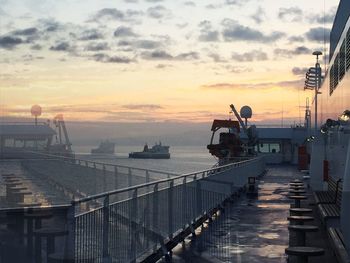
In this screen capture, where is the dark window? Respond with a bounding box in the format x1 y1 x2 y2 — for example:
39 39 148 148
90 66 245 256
347 28 350 71
334 54 339 89
330 65 334 95
340 41 346 81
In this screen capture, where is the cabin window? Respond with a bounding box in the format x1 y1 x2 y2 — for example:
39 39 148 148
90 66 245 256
347 28 350 71
339 42 346 81
258 143 280 153
4 138 15 147
330 65 335 95
334 54 339 89
14 140 24 148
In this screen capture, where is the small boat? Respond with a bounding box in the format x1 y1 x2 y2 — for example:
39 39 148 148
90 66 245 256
91 140 115 154
129 142 170 159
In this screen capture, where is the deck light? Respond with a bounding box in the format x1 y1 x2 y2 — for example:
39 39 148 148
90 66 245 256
339 110 350 122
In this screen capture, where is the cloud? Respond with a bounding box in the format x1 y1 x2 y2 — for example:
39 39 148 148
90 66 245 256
184 1 195 6
222 19 284 42
292 67 308 76
89 8 142 23
274 46 312 57
122 104 163 110
251 7 265 24
90 8 125 21
125 0 138 2
38 19 61 32
198 20 219 42
85 42 109 51
278 7 302 22
141 50 199 60
50 41 71 51
0 36 23 49
231 50 268 62
13 27 38 36
225 0 250 6
202 79 304 90
208 53 227 63
307 7 336 24
156 64 172 69
176 52 199 60
92 53 135 63
145 0 164 2
31 44 42 50
118 40 131 47
114 26 138 37
79 29 103 41
147 5 171 19
141 50 173 60
288 36 304 42
305 27 331 42
135 40 161 49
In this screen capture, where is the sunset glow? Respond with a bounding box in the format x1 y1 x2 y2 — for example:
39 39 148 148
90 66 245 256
0 0 339 123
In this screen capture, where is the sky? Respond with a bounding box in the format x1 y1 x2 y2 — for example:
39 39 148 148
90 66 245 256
0 0 340 124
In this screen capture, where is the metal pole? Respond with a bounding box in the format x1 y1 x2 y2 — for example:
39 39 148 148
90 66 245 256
315 62 319 132
102 196 110 263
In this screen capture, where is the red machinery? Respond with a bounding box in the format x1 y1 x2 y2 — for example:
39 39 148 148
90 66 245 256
207 119 243 160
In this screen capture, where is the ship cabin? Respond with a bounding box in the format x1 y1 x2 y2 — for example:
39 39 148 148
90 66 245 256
241 126 308 164
0 122 56 159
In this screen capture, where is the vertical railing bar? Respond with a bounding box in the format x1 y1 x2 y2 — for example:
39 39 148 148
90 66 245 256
152 183 159 252
168 180 174 239
114 166 118 190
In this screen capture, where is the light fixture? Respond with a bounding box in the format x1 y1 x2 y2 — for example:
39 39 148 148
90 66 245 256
339 110 350 122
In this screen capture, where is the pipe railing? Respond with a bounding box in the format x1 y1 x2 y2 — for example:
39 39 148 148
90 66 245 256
71 157 265 262
72 157 258 205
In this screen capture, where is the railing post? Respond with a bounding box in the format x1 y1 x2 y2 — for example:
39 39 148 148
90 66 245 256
114 166 118 190
103 165 107 192
129 189 138 262
168 180 174 239
102 196 110 263
93 163 97 193
196 178 202 216
146 170 150 183
152 183 159 251
128 168 132 198
65 204 76 262
182 177 187 227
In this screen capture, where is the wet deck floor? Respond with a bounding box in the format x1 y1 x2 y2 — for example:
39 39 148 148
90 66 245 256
168 165 336 263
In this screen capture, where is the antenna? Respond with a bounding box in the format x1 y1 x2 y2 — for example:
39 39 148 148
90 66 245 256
31 105 42 125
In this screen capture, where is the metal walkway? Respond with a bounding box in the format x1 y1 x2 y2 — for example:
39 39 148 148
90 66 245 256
0 155 265 262
169 165 336 263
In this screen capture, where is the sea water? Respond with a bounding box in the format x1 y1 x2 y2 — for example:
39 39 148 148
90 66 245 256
74 145 217 175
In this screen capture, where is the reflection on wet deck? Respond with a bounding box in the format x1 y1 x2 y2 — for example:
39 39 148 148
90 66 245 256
170 165 302 262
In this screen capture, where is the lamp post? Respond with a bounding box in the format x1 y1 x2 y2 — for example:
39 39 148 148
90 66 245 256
313 51 322 132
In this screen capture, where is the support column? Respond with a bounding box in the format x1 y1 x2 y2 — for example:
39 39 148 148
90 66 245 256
309 134 326 191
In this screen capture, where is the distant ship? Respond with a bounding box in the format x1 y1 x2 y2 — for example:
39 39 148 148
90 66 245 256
91 140 115 154
129 142 170 159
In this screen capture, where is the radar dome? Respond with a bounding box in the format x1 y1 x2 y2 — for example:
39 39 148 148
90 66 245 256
240 106 252 119
31 105 42 117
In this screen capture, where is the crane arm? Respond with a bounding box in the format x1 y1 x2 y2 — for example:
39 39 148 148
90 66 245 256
230 104 248 134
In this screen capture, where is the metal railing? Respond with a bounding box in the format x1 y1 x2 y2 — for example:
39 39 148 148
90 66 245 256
71 157 265 262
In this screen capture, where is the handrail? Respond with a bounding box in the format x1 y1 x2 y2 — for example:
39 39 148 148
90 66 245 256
72 157 261 204
19 149 178 176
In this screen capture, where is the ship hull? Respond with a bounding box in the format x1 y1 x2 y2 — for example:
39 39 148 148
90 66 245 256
128 152 170 159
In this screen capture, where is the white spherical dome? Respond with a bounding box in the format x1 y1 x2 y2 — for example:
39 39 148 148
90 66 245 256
240 106 252 119
31 105 42 116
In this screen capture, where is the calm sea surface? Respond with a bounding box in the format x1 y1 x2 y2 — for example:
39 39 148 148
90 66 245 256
74 145 217 174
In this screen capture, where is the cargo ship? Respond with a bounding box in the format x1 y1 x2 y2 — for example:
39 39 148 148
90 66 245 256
129 142 170 159
91 140 115 154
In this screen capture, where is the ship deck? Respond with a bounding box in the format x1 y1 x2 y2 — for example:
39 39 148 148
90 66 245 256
170 165 336 263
